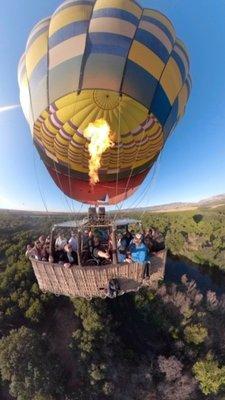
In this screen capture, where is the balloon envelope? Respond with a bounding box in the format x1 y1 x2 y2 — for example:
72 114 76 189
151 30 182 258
18 0 191 205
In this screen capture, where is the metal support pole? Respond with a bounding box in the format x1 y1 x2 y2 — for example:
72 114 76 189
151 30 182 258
111 228 118 264
77 230 82 266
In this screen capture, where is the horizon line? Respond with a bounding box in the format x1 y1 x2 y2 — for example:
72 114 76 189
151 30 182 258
0 192 224 214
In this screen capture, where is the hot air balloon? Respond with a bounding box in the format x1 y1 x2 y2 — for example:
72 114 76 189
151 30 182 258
18 0 191 205
19 0 191 299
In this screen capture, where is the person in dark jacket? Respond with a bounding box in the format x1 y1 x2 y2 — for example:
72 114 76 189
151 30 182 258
60 244 78 267
92 235 110 261
122 229 133 248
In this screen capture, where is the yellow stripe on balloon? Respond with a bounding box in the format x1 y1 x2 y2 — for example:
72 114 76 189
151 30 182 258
178 84 189 117
143 9 175 40
89 17 136 38
129 40 165 80
49 5 93 36
94 0 142 18
49 34 86 70
160 57 183 104
26 33 48 79
139 20 173 53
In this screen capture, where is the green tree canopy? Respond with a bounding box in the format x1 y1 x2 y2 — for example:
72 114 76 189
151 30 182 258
193 354 225 395
0 326 65 399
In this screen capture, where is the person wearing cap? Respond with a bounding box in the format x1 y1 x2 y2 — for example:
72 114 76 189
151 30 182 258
127 233 148 262
126 233 150 278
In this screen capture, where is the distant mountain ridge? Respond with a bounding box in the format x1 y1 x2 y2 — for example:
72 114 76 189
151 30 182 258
0 194 225 214
125 193 225 213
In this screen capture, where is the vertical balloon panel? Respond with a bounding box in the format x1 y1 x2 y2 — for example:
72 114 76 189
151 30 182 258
81 0 142 91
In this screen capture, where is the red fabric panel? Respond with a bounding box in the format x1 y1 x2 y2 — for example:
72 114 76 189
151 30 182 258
47 166 149 205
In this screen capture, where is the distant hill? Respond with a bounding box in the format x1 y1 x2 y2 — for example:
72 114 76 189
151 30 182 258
124 193 225 213
0 193 225 215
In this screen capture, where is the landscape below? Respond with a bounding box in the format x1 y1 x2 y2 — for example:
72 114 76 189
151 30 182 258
0 205 224 399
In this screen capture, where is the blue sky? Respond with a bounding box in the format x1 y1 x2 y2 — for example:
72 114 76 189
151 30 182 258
0 0 225 212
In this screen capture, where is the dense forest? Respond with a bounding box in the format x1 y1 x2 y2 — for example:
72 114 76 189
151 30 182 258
130 205 225 270
0 207 225 399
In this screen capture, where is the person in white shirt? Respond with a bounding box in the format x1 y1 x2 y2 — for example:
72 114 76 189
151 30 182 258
25 244 36 259
55 234 67 250
68 232 78 252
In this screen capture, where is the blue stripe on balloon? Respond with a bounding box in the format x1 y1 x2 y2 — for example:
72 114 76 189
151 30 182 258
151 84 172 125
172 50 186 82
89 32 131 47
122 60 158 108
163 98 179 139
54 0 95 15
135 29 169 64
142 15 174 45
88 43 129 57
27 25 49 50
29 56 47 88
87 32 131 57
92 8 139 26
49 21 89 49
186 76 192 96
176 42 189 67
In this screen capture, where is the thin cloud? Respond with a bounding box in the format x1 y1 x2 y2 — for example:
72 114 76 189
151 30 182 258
0 104 20 114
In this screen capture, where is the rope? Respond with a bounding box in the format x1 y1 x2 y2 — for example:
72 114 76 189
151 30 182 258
115 96 122 200
113 121 149 222
67 159 74 214
132 151 162 212
138 147 165 221
127 159 158 211
52 158 74 216
32 146 50 216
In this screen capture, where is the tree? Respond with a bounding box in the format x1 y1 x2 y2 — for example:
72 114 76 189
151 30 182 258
0 326 65 399
157 374 197 400
157 356 183 382
184 324 208 345
193 354 225 395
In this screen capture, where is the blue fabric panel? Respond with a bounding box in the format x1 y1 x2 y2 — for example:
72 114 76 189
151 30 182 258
135 28 169 63
55 0 95 14
151 84 172 125
172 50 186 82
176 41 189 67
49 21 89 49
163 98 179 138
186 75 192 96
142 15 174 45
27 25 49 50
92 8 139 26
87 32 131 57
122 60 158 108
29 56 47 88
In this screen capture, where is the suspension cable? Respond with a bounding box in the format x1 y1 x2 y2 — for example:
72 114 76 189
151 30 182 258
115 96 122 200
52 158 74 217
32 146 51 216
113 119 150 221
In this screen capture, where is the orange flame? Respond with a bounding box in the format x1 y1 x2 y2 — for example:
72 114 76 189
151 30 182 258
83 119 114 185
